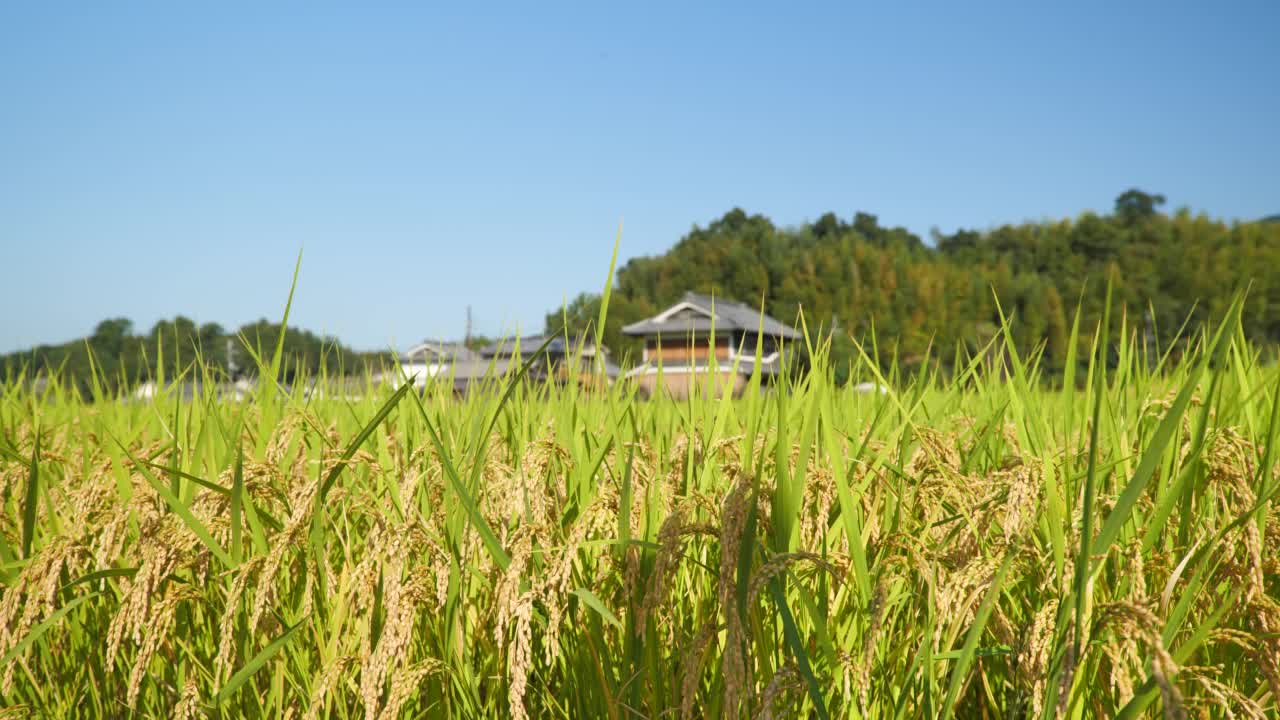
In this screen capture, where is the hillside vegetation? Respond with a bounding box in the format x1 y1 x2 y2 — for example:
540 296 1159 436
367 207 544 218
551 191 1280 380
0 317 387 395
7 190 1278 393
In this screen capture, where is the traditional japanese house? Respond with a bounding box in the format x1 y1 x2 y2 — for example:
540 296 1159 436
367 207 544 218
621 291 800 398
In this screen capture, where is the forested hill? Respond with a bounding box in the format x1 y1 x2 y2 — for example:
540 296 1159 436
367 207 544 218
0 317 386 392
548 190 1280 376
8 190 1276 392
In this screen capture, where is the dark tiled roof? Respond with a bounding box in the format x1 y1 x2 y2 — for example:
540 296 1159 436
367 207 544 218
403 340 479 364
621 292 800 339
445 357 516 380
480 335 562 358
480 334 605 358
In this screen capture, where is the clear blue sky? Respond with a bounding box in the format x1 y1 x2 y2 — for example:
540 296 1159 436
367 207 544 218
3 1 1277 354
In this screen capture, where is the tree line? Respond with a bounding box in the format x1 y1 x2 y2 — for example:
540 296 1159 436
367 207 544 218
0 316 385 394
7 190 1277 393
548 190 1280 383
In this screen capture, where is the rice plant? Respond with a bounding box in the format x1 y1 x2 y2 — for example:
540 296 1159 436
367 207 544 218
0 285 1277 718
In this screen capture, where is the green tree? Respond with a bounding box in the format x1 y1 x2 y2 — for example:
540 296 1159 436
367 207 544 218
543 192 1280 383
1114 188 1166 225
90 318 133 358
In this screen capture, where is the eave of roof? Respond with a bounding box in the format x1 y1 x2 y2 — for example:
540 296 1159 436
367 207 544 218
621 292 800 339
480 334 606 358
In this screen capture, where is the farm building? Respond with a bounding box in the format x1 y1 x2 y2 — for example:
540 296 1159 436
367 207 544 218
393 334 618 395
390 340 480 390
621 291 800 398
480 334 619 388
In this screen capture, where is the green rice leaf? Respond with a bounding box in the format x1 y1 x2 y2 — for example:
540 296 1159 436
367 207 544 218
319 380 412 500
231 442 244 564
215 615 307 704
768 581 829 720
0 593 97 668
572 588 623 632
407 386 510 570
21 431 39 558
111 434 233 567
940 552 1013 720
60 567 138 592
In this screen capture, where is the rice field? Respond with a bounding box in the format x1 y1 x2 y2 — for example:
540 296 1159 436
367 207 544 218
1 297 1278 719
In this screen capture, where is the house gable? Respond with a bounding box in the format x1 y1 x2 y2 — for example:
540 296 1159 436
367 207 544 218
653 300 713 324
621 291 801 341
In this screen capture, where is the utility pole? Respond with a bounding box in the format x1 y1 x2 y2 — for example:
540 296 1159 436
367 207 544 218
465 305 473 347
225 337 239 379
1143 307 1156 370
